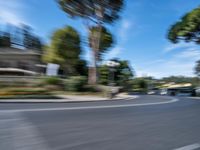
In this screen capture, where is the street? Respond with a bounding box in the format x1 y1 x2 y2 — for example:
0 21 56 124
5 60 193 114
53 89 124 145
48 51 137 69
0 95 200 150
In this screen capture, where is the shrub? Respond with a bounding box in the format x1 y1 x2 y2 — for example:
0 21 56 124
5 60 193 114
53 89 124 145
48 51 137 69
65 76 87 92
84 85 100 92
0 80 28 88
42 76 62 85
84 85 113 97
0 87 49 96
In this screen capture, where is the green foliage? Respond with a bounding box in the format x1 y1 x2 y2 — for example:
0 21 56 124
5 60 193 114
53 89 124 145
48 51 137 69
99 65 110 85
43 26 83 75
42 77 62 85
0 87 49 96
89 26 114 60
57 0 124 24
57 0 124 84
168 7 200 43
161 76 200 87
132 78 148 93
138 80 148 89
75 60 88 76
98 59 134 89
116 60 134 86
5 88 47 93
65 76 87 91
0 79 33 88
162 76 194 83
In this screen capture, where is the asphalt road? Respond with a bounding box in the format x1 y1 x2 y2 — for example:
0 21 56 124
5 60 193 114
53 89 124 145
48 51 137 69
0 95 200 150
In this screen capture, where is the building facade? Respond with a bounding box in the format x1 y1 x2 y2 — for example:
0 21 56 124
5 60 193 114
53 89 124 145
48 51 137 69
0 47 43 75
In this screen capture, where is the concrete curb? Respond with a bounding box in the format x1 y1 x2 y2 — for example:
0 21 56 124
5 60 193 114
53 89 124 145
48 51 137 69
187 96 200 100
0 95 138 103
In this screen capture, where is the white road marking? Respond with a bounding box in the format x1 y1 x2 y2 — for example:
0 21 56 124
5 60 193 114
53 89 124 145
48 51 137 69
0 98 179 113
174 143 200 150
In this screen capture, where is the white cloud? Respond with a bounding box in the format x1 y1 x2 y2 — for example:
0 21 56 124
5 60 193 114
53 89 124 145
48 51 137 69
142 59 165 66
175 48 200 59
136 42 200 78
0 11 21 25
136 47 200 78
164 42 196 53
106 20 132 59
119 19 132 40
0 0 26 25
107 46 122 58
134 68 149 77
136 60 195 78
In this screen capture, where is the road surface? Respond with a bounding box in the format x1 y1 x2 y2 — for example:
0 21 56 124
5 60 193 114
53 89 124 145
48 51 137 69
0 95 200 150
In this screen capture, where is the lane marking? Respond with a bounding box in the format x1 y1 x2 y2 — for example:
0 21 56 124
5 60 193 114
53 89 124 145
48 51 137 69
0 98 179 113
174 143 200 150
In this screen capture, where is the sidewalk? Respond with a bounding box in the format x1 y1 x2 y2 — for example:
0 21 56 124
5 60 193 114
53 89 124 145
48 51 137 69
0 93 138 103
187 96 200 100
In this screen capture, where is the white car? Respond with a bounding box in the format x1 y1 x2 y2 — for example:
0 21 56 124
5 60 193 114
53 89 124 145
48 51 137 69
148 91 156 95
160 89 167 95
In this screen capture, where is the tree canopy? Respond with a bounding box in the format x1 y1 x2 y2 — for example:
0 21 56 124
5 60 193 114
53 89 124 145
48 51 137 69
168 7 200 44
132 78 148 93
57 0 124 84
57 0 124 24
43 26 85 75
99 59 134 87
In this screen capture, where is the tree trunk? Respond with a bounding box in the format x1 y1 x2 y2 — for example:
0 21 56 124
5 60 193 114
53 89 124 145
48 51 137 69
88 7 104 85
88 25 102 85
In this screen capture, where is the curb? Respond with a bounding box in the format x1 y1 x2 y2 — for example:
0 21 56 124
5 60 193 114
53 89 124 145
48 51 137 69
0 96 138 103
187 96 200 100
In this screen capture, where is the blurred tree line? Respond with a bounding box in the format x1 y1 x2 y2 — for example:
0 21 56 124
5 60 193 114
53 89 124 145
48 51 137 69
130 76 200 94
160 76 200 87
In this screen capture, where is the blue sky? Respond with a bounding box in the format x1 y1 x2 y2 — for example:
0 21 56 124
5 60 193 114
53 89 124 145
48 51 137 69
0 0 200 78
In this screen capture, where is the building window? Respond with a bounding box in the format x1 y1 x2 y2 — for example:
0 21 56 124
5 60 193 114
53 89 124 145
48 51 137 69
18 61 28 70
0 61 9 68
